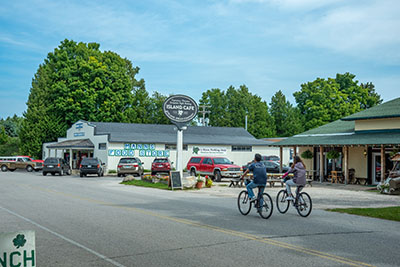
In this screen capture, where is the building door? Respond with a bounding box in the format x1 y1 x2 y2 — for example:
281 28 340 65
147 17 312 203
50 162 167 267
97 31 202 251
372 153 381 185
372 152 394 185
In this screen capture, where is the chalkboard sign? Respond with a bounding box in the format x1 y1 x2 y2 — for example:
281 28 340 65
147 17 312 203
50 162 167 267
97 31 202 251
170 171 183 190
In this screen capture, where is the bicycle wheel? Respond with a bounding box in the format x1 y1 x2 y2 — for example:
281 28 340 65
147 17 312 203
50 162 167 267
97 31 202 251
296 192 312 217
237 190 252 215
276 189 290 214
258 193 273 219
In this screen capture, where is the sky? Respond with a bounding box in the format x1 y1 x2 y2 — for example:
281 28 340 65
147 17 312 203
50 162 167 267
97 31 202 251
0 0 399 118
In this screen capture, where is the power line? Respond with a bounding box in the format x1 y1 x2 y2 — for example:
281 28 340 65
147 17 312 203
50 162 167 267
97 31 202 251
198 105 211 126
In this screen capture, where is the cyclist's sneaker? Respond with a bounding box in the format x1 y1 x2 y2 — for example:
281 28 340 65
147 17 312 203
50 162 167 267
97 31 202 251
285 196 294 201
249 197 257 202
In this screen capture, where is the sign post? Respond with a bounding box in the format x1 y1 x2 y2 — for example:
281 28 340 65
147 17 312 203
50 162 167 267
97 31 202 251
163 95 198 180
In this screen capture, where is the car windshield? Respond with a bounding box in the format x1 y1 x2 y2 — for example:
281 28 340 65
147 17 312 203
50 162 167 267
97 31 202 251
120 158 138 164
262 161 277 167
213 158 232 164
45 158 58 164
154 159 168 163
82 159 98 165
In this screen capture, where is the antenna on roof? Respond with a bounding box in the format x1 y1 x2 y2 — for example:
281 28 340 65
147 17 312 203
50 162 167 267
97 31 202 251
198 105 211 126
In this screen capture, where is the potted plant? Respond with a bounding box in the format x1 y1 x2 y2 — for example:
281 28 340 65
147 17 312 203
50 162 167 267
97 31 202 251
196 176 204 189
301 149 313 159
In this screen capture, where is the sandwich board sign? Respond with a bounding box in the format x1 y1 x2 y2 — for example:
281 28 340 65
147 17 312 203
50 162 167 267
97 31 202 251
170 171 183 190
0 231 36 267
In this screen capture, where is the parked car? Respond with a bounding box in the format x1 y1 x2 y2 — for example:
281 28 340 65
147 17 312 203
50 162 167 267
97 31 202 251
43 157 71 176
151 158 172 175
242 160 289 173
261 155 280 163
19 155 44 171
186 156 242 182
0 156 42 172
117 157 144 177
80 157 105 177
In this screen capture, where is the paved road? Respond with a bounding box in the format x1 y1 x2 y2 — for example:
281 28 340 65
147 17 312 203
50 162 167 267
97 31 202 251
0 171 399 267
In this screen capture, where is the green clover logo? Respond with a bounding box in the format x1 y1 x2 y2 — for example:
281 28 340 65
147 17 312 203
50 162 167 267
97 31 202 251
13 234 26 249
193 147 199 154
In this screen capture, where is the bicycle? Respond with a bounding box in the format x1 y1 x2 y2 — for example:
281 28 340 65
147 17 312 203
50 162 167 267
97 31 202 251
276 185 312 217
237 180 273 219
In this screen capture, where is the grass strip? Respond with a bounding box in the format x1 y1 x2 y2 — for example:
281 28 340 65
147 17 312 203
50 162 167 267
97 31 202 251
121 180 170 190
327 206 400 222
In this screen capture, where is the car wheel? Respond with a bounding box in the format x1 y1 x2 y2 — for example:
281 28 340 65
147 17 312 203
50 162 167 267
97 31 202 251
117 173 121 177
98 171 101 177
26 165 34 172
60 169 64 176
80 173 83 177
214 170 222 182
1 165 8 172
43 172 47 176
151 171 155 176
190 168 196 176
67 169 71 175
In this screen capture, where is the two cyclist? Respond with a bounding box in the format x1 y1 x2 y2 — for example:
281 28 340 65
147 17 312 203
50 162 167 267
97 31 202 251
241 154 306 202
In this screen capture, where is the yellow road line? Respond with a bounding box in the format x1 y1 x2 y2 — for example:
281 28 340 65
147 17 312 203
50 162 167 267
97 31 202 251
24 184 376 267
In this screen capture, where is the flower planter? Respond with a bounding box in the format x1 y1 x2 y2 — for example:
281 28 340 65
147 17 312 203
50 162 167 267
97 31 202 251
196 181 203 189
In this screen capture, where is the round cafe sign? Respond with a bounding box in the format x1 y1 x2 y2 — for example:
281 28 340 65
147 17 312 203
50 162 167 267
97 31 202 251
163 95 198 123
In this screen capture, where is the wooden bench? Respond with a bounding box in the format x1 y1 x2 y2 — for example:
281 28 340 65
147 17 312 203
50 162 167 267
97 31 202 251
354 177 368 185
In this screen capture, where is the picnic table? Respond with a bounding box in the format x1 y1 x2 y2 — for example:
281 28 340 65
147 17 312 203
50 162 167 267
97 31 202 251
228 173 313 188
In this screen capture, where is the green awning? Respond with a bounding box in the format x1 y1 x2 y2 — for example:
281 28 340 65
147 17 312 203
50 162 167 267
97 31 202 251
273 131 400 146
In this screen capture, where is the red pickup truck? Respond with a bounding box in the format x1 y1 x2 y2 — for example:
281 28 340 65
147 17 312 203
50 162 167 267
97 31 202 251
186 156 242 182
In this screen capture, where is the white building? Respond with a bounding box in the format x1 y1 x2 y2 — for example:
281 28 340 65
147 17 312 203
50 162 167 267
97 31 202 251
43 120 291 173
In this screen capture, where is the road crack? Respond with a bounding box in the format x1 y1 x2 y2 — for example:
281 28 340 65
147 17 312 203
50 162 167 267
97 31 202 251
264 230 376 239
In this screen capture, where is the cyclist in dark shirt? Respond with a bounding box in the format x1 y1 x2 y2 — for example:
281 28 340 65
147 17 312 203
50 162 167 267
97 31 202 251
241 153 267 202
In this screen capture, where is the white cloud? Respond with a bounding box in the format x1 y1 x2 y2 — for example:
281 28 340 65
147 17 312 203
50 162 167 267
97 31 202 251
293 0 400 63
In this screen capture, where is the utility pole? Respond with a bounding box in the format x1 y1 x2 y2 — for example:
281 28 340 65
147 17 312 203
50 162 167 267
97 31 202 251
198 105 211 126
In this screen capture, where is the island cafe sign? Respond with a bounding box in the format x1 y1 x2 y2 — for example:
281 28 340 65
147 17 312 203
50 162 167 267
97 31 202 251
0 231 36 267
163 95 198 127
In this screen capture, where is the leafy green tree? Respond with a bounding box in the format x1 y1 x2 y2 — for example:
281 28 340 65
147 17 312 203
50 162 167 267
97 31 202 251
0 115 24 137
200 85 275 138
0 126 8 145
293 73 382 131
147 92 171 125
20 39 147 158
270 90 304 137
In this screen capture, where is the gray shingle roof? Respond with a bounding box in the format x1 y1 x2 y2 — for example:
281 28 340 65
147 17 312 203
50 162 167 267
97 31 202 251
90 122 270 146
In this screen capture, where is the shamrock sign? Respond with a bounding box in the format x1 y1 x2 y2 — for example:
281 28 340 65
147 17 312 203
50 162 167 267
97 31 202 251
13 234 26 249
193 146 199 154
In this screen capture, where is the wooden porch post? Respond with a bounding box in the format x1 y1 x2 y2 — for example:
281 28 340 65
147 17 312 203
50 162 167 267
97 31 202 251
293 146 297 157
344 146 349 185
279 146 283 173
381 145 386 183
319 146 324 183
